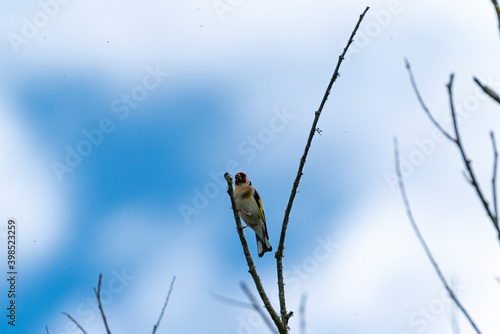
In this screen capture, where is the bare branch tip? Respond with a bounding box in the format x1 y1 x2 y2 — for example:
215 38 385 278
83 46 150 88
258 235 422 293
448 73 455 87
152 275 176 334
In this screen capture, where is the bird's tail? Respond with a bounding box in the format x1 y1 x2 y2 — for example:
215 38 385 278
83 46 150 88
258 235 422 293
256 225 272 258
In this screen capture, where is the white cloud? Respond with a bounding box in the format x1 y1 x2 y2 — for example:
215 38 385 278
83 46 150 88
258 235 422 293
0 97 69 270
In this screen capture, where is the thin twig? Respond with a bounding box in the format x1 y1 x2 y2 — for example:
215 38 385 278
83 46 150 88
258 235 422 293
446 75 500 235
491 132 499 227
152 276 176 334
474 77 500 105
240 282 279 334
94 274 111 334
46 325 51 334
62 312 88 334
275 6 370 328
489 0 500 40
224 173 286 334
299 293 307 334
405 59 454 141
394 137 482 334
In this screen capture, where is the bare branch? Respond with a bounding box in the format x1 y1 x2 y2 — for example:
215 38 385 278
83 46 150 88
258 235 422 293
406 61 500 241
489 0 500 40
491 132 499 228
275 6 370 327
446 75 500 237
94 274 111 334
152 276 176 334
474 77 500 105
240 282 279 334
299 293 307 334
46 325 51 334
61 312 88 334
405 59 455 142
224 173 285 333
394 137 482 334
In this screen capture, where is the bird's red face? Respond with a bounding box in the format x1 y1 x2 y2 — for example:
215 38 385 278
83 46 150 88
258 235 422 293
235 172 247 186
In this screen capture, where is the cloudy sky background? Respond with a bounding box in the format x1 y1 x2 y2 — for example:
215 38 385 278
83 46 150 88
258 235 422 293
1 0 500 333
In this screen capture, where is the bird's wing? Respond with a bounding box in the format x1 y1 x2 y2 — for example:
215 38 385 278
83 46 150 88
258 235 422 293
253 189 266 224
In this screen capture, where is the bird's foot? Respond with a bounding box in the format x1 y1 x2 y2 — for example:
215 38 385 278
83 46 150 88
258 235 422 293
238 208 252 216
235 225 249 230
237 207 252 216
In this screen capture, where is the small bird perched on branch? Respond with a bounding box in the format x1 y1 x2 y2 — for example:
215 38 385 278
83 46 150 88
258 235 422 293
234 172 272 257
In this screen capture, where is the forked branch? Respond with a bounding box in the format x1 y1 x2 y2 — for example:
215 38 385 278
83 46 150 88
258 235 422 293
224 7 370 333
60 274 176 334
405 61 500 241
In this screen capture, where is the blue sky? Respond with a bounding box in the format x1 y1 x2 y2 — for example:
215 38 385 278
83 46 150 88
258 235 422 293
1 0 500 333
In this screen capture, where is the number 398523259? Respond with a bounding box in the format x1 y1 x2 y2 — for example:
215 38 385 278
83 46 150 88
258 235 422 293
7 220 16 269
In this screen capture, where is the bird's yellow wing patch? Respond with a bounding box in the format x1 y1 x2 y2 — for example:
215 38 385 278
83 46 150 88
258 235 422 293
253 190 266 223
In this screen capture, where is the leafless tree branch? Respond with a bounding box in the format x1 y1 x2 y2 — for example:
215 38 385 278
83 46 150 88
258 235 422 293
405 59 455 141
489 0 500 39
152 276 176 334
46 325 51 334
224 172 286 333
94 273 111 334
491 132 499 224
224 8 369 333
446 75 500 237
61 312 88 334
474 77 500 105
274 6 370 328
405 61 500 241
394 137 482 334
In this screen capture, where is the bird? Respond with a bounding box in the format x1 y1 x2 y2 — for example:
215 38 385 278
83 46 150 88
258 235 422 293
233 172 272 257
